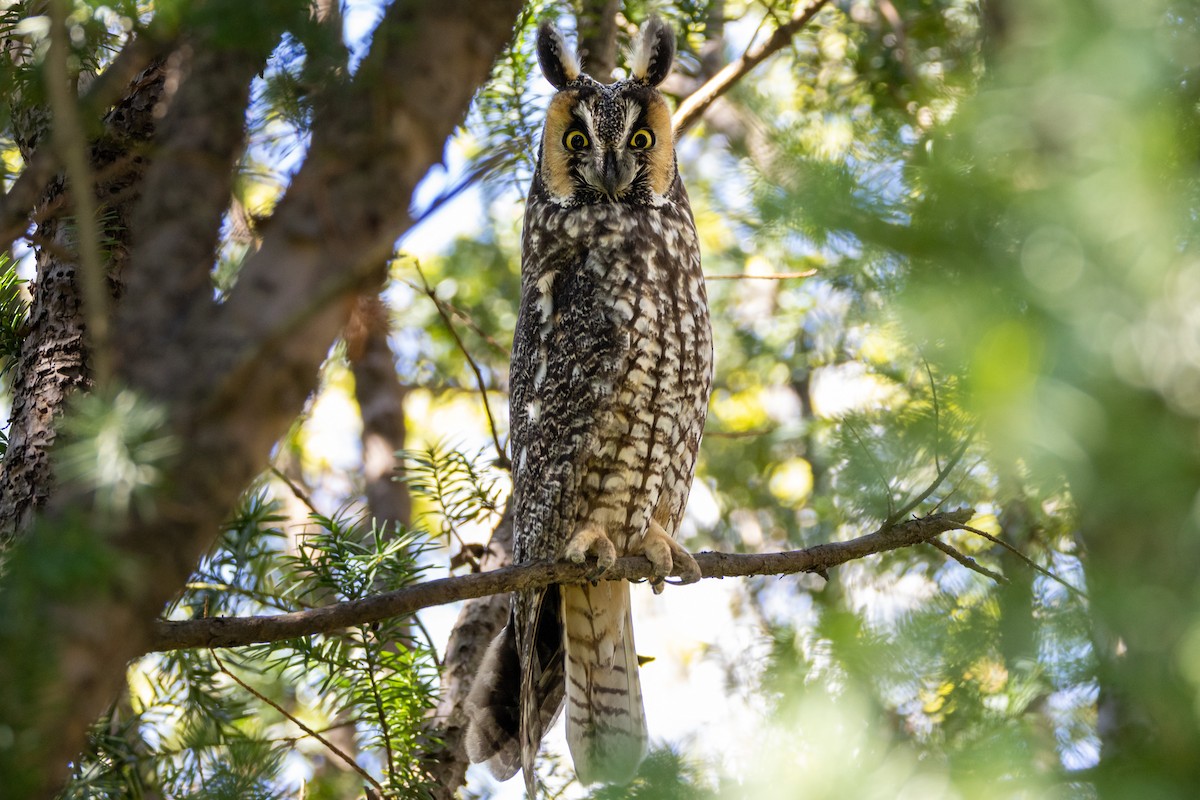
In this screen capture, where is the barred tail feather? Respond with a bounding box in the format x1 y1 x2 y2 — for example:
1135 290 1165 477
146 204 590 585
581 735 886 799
562 581 647 786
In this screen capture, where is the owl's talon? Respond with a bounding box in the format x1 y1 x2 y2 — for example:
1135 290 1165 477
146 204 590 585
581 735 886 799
564 525 617 578
642 520 702 587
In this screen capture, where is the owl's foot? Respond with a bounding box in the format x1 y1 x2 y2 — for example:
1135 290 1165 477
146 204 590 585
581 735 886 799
564 524 617 580
643 520 702 594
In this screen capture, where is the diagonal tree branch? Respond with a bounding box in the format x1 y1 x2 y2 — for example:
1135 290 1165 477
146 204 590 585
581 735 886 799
573 0 621 83
210 649 387 797
116 26 278 394
415 263 509 469
150 508 975 652
672 0 830 134
346 293 413 531
928 537 1009 585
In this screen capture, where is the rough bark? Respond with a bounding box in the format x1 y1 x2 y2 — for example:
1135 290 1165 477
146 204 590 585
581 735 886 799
0 2 525 797
0 56 166 542
672 0 830 133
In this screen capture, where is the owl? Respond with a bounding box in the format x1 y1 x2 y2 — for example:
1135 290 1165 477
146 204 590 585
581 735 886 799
464 18 713 795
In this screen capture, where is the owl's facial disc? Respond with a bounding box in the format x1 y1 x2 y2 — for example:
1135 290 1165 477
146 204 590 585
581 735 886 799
541 85 674 205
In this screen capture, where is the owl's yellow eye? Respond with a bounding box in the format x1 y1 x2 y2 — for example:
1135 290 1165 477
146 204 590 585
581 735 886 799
629 128 655 149
563 130 590 151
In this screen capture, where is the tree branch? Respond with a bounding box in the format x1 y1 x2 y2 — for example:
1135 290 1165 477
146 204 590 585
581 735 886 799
116 27 275 395
962 523 1088 599
415 262 509 470
150 508 974 652
573 0 621 83
672 0 830 134
927 538 1009 585
346 293 412 530
0 32 173 253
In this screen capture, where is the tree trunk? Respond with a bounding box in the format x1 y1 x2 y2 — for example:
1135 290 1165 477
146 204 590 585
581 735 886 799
0 58 165 542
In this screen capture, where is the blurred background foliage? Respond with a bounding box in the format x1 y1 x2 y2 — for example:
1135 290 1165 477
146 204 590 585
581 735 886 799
3 0 1200 796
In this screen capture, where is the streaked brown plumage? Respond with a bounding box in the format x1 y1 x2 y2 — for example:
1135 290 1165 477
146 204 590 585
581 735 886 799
465 18 712 795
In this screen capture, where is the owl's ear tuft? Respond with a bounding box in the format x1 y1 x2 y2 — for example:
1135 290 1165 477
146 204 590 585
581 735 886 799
628 17 674 86
537 22 581 89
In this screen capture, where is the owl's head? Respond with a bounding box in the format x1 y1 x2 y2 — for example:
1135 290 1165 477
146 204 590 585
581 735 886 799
534 18 677 207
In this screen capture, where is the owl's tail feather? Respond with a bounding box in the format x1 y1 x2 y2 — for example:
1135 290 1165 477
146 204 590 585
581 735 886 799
562 580 647 786
464 586 564 788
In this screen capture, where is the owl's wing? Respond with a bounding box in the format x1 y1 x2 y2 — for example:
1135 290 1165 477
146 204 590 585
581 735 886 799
509 251 627 564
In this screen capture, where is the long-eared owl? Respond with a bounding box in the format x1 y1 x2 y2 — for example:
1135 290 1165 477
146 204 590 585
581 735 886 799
465 18 713 794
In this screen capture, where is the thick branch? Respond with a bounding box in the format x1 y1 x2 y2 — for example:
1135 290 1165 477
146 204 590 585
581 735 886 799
672 0 830 134
346 294 412 530
46 0 111 384
150 508 974 652
116 33 272 393
0 49 168 542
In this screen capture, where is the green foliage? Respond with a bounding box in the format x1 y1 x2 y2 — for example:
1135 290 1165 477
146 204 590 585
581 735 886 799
55 388 179 522
403 442 506 544
0 253 27 379
277 513 439 797
588 746 722 799
59 496 441 799
467 0 553 194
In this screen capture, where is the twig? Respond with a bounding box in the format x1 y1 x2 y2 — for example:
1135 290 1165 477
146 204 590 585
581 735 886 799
151 508 975 652
411 613 442 668
704 427 776 439
960 524 1089 600
47 0 111 385
270 465 322 518
406 150 508 232
705 270 818 281
673 0 831 133
927 538 1009 585
413 263 509 469
361 638 398 785
888 431 973 526
210 649 388 798
395 277 508 354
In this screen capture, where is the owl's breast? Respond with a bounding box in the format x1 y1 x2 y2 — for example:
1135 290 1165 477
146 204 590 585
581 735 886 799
514 195 712 556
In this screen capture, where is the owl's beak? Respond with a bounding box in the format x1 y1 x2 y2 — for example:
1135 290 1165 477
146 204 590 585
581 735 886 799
599 150 632 200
